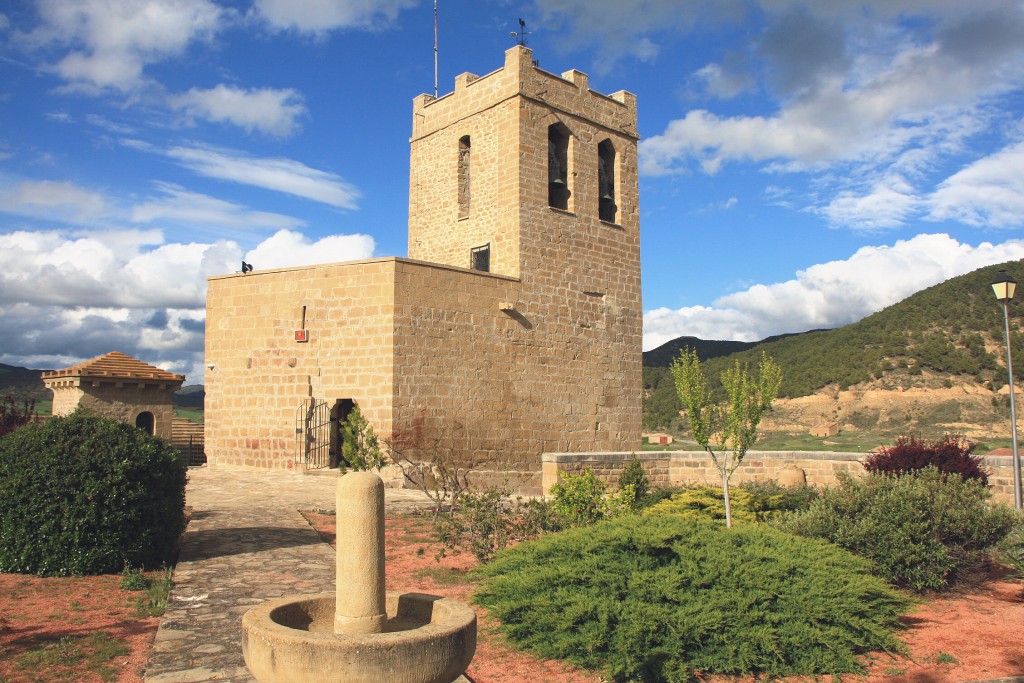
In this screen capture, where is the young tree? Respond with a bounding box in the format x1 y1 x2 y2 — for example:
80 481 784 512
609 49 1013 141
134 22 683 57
671 349 783 527
339 404 384 471
384 418 477 519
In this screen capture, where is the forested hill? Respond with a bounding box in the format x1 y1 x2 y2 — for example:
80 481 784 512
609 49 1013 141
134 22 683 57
642 332 813 367
643 260 1024 429
0 364 48 401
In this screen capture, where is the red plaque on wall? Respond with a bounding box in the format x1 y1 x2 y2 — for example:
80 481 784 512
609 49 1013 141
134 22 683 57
295 329 308 343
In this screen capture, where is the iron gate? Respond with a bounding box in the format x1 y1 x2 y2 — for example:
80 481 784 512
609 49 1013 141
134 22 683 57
295 399 332 469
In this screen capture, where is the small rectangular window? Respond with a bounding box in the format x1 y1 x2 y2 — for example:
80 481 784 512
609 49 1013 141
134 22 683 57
470 244 490 272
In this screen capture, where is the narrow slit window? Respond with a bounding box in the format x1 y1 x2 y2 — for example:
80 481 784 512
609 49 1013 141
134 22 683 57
458 135 471 219
548 124 570 210
470 244 490 273
598 139 617 223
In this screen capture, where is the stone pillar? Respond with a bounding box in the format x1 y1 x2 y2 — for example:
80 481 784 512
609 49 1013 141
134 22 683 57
334 471 387 634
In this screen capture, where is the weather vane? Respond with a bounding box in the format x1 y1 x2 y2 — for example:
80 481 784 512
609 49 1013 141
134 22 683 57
510 18 530 46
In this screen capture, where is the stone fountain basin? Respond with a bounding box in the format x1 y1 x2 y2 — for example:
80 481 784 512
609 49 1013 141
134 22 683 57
242 591 477 683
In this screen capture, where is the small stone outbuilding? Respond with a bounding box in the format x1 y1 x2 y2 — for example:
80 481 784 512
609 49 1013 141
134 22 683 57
810 422 839 438
42 351 185 440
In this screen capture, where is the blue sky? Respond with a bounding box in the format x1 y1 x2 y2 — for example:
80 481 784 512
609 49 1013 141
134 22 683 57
1 0 1023 384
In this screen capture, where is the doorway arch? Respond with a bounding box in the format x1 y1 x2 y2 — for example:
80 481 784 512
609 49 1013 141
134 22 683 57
135 411 155 436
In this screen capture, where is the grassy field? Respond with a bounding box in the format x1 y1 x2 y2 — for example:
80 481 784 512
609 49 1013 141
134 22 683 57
173 408 204 423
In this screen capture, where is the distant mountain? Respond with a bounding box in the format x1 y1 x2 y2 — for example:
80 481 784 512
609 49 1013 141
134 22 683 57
174 385 205 409
643 337 753 367
642 332 815 367
643 259 1024 431
0 364 48 402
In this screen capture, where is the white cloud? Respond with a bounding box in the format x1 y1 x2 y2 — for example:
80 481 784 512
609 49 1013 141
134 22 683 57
253 0 417 33
535 0 1020 70
0 301 206 383
928 141 1024 228
0 225 375 383
819 175 921 230
535 0 720 70
642 233 1024 350
30 0 223 91
132 183 305 231
166 144 361 209
0 179 110 223
244 228 375 269
633 1 1024 230
693 61 753 100
640 34 1016 176
169 84 307 137
0 228 237 308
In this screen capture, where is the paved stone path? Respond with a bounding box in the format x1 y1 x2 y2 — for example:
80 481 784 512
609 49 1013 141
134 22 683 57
144 467 451 683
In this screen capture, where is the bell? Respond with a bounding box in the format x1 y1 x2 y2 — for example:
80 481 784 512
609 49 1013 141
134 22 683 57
551 177 566 188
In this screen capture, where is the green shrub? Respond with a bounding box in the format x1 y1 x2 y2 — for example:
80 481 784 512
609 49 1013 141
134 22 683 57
339 404 384 471
119 565 149 591
0 413 187 575
641 482 819 523
643 485 759 523
777 468 1016 592
474 515 911 683
636 485 686 510
996 512 1024 583
738 479 821 516
436 485 562 562
865 434 988 484
550 468 610 527
618 455 650 505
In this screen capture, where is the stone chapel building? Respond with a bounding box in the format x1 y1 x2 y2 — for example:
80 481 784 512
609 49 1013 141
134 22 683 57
203 47 642 490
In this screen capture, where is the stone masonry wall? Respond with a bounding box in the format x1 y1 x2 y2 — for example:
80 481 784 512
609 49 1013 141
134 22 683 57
542 452 670 496
409 91 521 278
392 258 641 493
204 259 397 470
204 47 643 478
545 450 1019 507
49 383 178 439
402 46 643 480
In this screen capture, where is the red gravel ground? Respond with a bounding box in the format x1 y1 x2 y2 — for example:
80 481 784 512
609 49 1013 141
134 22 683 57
304 510 1024 683
0 573 159 683
0 512 1019 683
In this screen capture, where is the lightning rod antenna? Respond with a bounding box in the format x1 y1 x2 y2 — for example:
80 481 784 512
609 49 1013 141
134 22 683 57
433 0 438 97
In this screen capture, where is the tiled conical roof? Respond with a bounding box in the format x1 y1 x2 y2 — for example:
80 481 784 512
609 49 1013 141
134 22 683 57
41 351 184 383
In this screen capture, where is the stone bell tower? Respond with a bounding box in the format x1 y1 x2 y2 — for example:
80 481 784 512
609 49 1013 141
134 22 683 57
203 46 642 481
406 45 643 454
408 45 640 289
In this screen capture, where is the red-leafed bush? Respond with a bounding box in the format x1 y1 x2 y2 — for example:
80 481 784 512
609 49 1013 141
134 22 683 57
864 434 988 485
0 395 35 439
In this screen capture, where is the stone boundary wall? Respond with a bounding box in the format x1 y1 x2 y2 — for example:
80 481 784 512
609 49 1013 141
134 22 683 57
669 451 866 489
543 450 1019 506
541 452 670 496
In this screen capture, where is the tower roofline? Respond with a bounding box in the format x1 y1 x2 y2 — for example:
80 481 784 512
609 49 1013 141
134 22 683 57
411 46 638 143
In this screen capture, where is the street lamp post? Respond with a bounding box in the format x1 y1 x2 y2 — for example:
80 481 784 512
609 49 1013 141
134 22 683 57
991 270 1022 510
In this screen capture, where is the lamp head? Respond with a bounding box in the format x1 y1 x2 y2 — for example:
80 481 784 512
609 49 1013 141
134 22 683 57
991 271 1018 302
